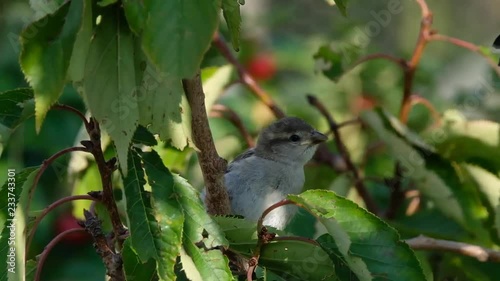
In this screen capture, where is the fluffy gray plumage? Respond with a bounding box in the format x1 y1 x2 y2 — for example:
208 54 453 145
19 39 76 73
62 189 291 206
223 117 327 229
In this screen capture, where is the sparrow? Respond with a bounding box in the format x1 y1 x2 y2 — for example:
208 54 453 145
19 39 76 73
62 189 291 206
224 117 327 229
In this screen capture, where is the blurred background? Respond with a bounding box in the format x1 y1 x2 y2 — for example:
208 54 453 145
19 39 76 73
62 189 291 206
0 0 499 280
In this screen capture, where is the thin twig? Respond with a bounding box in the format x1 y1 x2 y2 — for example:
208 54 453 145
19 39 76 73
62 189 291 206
52 104 89 129
210 104 255 148
26 194 99 258
350 53 406 71
213 32 286 118
183 70 231 215
429 34 500 77
26 146 89 226
307 95 379 215
408 94 441 127
406 235 500 262
34 228 89 281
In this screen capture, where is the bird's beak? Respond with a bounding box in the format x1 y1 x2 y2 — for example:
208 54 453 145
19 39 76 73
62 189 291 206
310 131 328 144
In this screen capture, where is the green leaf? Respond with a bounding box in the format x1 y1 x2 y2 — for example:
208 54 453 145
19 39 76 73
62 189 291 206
25 259 37 281
83 7 139 173
221 0 242 51
132 125 158 146
313 41 363 81
464 165 500 240
362 109 489 239
122 238 158 281
123 149 183 280
20 0 83 131
135 60 192 150
98 0 118 7
289 190 427 281
122 0 146 35
142 150 184 280
0 89 35 156
202 65 234 111
174 176 233 280
71 164 100 219
67 0 93 85
425 110 500 174
0 167 39 281
214 216 337 280
259 239 338 281
334 0 348 16
141 0 221 79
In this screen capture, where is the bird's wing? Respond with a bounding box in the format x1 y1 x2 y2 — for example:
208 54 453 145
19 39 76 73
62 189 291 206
226 148 255 173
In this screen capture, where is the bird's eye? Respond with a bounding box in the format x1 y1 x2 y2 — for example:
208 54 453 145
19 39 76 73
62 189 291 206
289 134 301 142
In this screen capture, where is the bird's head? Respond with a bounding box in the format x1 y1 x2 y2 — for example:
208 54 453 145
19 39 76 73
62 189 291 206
255 117 327 165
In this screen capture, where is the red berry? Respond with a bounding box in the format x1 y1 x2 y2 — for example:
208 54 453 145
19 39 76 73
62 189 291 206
54 213 89 244
247 53 277 81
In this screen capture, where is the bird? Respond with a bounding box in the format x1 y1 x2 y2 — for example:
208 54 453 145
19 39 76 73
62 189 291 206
223 117 327 230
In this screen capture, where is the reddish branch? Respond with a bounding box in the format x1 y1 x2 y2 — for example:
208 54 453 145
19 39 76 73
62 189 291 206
34 228 90 281
183 70 231 215
26 146 89 224
210 104 255 148
307 95 379 215
26 194 100 257
213 32 286 118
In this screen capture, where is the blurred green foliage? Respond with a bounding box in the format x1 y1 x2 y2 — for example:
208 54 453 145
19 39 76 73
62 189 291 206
0 0 499 280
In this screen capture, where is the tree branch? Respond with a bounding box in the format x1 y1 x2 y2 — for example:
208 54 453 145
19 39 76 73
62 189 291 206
406 235 500 262
210 104 255 148
307 95 379 215
212 32 286 118
183 70 231 215
86 118 126 249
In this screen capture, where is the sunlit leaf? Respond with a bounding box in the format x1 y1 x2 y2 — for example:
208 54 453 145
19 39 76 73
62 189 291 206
83 7 139 173
289 190 427 281
174 176 233 280
141 0 220 79
362 109 489 239
123 149 184 280
135 60 192 150
0 167 39 281
202 65 233 111
425 110 500 174
71 164 100 219
465 165 500 240
20 0 83 131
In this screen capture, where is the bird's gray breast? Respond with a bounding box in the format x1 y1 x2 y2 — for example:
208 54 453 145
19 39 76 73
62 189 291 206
224 155 304 227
